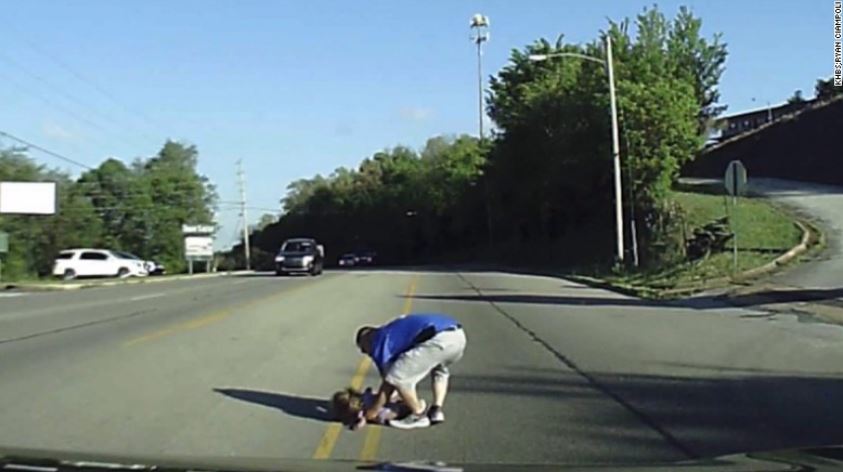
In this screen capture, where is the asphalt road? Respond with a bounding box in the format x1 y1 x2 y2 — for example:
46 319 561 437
3 269 843 466
748 178 843 290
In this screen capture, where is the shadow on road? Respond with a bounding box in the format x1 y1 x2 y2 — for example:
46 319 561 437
406 293 662 308
728 287 843 306
214 388 333 423
408 286 843 311
452 368 843 460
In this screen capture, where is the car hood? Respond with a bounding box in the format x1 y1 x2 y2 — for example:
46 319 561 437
4 444 843 471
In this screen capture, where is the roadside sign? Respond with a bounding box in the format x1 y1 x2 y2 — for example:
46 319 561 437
185 236 214 258
182 224 215 235
0 181 57 215
724 160 747 197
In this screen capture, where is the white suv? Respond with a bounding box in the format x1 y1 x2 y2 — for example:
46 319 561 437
52 249 149 280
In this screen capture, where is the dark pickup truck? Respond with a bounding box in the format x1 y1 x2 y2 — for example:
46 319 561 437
274 238 324 276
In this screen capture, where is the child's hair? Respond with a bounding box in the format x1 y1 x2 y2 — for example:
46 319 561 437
331 387 365 424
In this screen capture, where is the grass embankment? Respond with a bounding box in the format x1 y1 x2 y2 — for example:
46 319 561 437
605 183 802 293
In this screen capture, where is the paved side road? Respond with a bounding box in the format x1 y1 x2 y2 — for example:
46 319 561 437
749 178 843 290
3 269 843 466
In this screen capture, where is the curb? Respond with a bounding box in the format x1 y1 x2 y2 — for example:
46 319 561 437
564 274 655 298
566 217 818 300
731 219 813 281
3 270 253 292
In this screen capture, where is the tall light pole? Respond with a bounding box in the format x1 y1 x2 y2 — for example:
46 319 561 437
752 97 773 122
529 36 625 264
470 14 489 140
470 14 494 247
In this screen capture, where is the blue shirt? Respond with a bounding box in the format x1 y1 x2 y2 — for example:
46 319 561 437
368 313 460 374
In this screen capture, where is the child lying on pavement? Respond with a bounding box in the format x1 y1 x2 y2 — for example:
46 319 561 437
331 386 425 430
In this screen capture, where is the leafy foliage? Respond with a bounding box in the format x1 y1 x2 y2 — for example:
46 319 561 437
233 135 488 267
0 141 216 279
815 77 843 101
227 6 728 270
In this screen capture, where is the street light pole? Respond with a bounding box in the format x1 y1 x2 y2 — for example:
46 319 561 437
528 36 625 264
605 36 625 264
470 14 489 140
470 14 494 248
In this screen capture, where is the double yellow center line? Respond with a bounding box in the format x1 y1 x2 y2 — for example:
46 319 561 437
312 275 418 461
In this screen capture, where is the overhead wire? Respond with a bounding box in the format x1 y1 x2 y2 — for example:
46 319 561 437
0 129 93 169
0 51 154 148
0 68 125 151
4 24 169 138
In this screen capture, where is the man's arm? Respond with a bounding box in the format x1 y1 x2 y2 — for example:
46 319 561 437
363 380 395 421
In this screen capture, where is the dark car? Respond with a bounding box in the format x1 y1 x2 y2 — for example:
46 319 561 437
355 250 377 266
338 253 357 267
275 238 324 276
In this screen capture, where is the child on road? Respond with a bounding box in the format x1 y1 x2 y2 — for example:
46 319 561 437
331 386 426 430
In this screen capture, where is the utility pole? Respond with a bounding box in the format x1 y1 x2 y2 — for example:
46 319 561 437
470 14 489 140
470 14 494 248
606 36 625 265
237 159 251 270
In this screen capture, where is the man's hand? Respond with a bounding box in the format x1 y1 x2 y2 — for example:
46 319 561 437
363 380 394 421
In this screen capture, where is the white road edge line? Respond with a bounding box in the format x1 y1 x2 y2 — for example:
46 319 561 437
129 293 166 302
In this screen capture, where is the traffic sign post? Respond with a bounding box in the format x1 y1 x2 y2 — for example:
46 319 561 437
724 160 747 204
0 231 7 282
724 160 748 274
182 224 215 274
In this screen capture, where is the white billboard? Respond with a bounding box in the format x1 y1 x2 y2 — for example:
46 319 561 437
185 235 214 258
0 182 57 215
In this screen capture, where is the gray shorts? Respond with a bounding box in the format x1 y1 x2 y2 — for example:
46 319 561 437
384 327 467 390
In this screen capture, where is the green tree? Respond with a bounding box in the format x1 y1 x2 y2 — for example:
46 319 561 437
142 141 217 272
787 89 806 104
486 5 722 264
815 77 843 101
0 148 103 278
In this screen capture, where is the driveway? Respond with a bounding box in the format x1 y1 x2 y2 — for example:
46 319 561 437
748 178 843 290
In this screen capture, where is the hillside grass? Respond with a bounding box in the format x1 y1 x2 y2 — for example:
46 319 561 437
607 182 802 291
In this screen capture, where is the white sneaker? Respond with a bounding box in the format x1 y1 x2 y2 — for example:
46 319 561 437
389 413 431 430
427 405 445 424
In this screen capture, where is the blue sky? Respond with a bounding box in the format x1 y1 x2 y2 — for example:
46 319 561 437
0 0 833 249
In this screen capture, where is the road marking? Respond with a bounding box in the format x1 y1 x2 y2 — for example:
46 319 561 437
358 275 417 462
123 308 230 347
129 292 165 301
0 293 25 298
312 357 371 460
311 274 419 462
123 277 320 347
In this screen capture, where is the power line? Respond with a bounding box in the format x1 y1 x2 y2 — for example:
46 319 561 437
0 68 125 150
5 25 169 137
0 130 92 169
217 206 282 213
0 51 154 147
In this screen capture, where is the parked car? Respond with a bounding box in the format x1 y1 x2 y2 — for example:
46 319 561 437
144 260 166 276
338 253 358 267
355 250 377 265
53 249 148 280
275 238 324 276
